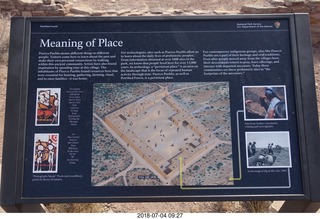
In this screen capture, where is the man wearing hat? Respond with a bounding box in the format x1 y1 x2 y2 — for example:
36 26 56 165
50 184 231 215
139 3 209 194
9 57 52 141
260 87 283 119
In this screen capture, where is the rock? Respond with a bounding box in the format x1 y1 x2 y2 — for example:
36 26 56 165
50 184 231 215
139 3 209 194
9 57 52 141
162 11 172 16
240 5 278 13
32 10 46 16
184 12 196 15
193 10 208 14
270 0 285 6
190 206 200 212
63 2 73 10
292 6 309 12
106 9 117 14
36 5 59 11
70 5 93 15
54 0 66 5
25 6 35 11
20 0 42 3
117 9 130 15
46 9 67 15
22 11 32 16
5 5 16 10
55 4 63 9
276 6 291 12
284 0 305 7
42 0 51 5
312 35 320 45
307 0 320 6
10 9 21 16
127 9 147 16
173 9 183 14
91 11 105 16
164 8 174 14
311 26 320 34
150 9 163 14
214 10 236 15
17 5 25 10
310 12 320 20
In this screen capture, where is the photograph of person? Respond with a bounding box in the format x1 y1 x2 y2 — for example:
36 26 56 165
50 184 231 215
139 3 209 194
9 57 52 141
246 131 292 168
243 85 287 120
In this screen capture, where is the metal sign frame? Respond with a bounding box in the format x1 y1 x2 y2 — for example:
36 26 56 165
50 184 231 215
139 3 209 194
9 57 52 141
1 14 319 208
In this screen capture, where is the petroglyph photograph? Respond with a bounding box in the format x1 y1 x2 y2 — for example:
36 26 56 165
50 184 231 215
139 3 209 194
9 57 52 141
92 82 233 186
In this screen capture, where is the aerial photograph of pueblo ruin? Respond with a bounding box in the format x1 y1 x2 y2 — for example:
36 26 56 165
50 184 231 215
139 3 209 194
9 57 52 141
91 82 233 186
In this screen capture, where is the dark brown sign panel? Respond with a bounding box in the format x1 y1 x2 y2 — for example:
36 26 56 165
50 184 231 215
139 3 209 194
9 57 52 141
1 14 320 205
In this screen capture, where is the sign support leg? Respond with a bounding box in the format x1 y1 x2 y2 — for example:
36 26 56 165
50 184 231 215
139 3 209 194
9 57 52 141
278 201 320 212
1 204 47 213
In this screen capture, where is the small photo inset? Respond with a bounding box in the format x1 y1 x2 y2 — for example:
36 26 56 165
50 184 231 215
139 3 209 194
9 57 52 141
35 88 60 126
243 86 287 120
33 133 59 173
246 131 292 168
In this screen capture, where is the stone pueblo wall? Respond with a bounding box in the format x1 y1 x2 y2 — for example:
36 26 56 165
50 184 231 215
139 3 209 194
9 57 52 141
0 0 71 16
241 0 320 44
0 0 319 43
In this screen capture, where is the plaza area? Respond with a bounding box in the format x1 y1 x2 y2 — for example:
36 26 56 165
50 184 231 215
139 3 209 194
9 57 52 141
103 83 229 180
92 82 233 186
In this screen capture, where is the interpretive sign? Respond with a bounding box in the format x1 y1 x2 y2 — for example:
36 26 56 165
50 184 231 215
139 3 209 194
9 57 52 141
1 14 320 205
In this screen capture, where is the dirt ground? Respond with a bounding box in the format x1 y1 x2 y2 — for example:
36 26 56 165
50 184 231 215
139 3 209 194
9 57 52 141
1 0 320 213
